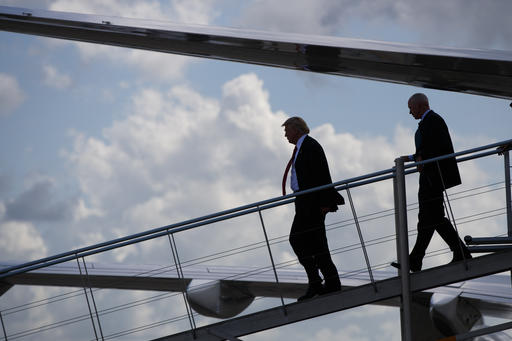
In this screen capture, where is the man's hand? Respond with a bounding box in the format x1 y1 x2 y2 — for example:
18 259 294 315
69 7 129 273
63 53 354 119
415 155 423 172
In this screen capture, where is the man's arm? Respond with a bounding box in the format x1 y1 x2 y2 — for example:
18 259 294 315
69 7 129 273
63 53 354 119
398 154 423 171
302 138 339 212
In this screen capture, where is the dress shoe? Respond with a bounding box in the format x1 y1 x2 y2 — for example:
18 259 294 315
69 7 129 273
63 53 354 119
390 262 420 273
320 282 341 295
390 261 401 270
297 283 323 302
450 252 472 263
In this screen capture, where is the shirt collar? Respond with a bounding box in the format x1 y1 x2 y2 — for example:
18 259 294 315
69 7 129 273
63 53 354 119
420 109 431 122
296 134 307 152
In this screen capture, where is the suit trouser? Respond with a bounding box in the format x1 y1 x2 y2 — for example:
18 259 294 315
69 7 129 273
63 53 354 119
289 200 340 287
409 182 468 271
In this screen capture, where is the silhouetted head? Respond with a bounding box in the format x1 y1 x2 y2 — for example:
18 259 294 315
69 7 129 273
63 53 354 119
408 93 430 120
282 117 310 145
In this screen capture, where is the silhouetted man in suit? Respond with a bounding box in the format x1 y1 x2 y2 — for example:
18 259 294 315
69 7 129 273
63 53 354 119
282 117 344 301
394 93 471 272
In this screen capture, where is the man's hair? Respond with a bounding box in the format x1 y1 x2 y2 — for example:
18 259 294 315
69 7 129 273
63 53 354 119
282 116 310 134
409 93 429 106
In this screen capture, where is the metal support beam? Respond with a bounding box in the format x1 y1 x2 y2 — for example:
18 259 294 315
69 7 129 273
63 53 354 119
394 158 412 341
208 328 243 341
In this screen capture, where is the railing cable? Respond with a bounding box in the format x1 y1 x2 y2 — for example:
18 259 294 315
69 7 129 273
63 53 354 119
76 256 99 341
167 231 197 337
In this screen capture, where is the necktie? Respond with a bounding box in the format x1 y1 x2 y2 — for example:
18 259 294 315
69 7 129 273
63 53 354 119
282 146 297 195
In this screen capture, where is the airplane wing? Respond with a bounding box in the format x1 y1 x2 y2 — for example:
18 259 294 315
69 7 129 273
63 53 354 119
457 275 512 319
1 6 511 99
2 262 511 317
0 261 354 298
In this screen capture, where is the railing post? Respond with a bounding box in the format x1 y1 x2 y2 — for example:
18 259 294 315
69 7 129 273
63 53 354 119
504 150 511 240
76 256 99 341
345 187 376 291
0 310 8 341
504 149 512 286
257 206 287 315
81 258 104 341
394 158 412 341
167 231 197 338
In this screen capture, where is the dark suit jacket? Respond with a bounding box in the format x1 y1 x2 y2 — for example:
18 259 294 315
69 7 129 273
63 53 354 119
295 135 344 210
414 111 461 191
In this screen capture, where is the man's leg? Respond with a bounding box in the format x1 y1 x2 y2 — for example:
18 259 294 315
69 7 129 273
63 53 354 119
290 228 322 284
409 226 435 272
290 209 323 280
436 217 472 261
424 188 472 261
316 251 341 292
289 211 323 300
409 186 439 271
413 186 471 269
310 211 340 292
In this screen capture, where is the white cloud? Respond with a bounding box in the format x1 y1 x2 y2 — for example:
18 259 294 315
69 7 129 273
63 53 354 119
0 0 52 6
4 178 76 222
73 198 104 221
383 0 512 48
42 64 72 89
0 221 48 261
50 0 218 23
47 0 218 82
49 0 166 19
0 73 25 117
0 202 5 220
170 0 218 25
59 73 286 265
313 324 370 341
237 0 340 35
346 304 397 319
74 42 194 81
0 286 62 340
238 0 512 49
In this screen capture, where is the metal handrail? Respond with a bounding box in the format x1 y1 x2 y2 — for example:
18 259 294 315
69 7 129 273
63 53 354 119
402 139 512 171
1 138 510 280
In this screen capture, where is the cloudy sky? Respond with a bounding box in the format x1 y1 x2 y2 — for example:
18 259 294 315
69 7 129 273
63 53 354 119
1 0 512 340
